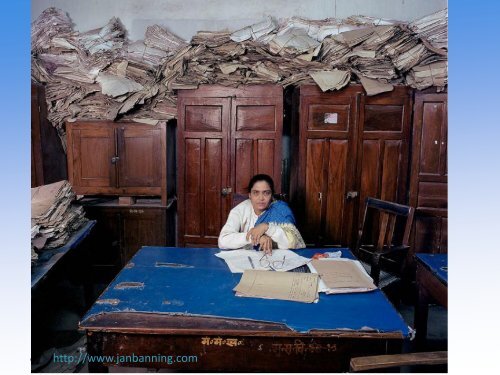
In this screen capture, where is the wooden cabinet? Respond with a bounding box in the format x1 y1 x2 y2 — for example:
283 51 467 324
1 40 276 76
409 89 448 255
84 199 174 282
66 121 167 204
290 85 412 247
31 82 67 187
177 85 283 246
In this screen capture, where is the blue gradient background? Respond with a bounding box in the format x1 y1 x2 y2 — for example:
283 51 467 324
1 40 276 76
0 1 499 373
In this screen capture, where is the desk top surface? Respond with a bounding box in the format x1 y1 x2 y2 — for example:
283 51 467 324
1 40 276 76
31 220 95 290
416 253 448 285
81 247 409 336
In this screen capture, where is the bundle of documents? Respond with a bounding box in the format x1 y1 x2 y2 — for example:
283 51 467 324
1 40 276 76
230 16 277 43
215 249 310 273
311 258 377 294
144 24 188 53
126 41 169 69
76 17 125 55
31 181 88 254
406 60 447 91
409 9 448 51
309 69 350 92
234 270 319 303
31 7 447 149
31 7 73 53
269 28 320 55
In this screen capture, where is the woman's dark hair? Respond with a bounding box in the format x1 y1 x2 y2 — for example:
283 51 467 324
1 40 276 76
247 174 275 195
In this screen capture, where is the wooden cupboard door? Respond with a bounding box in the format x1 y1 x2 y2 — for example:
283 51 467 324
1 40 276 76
117 126 162 188
302 139 352 246
356 88 412 246
303 139 326 243
231 97 283 207
417 96 448 179
324 139 352 245
83 207 122 268
295 87 360 246
67 124 116 193
121 208 167 264
413 214 447 254
177 97 230 246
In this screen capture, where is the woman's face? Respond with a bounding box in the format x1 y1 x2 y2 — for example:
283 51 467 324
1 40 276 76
249 180 273 215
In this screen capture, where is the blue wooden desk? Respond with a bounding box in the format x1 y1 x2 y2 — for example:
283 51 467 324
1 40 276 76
31 220 95 291
414 253 448 348
80 247 409 372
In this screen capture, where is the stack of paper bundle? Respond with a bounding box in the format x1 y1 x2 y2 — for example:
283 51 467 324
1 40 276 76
409 9 448 51
31 8 448 143
31 181 88 255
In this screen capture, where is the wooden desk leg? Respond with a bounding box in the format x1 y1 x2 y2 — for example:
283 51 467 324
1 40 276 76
415 286 429 350
86 332 109 373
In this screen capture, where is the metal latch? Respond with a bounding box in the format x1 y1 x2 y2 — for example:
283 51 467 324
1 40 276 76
221 187 232 196
346 191 358 200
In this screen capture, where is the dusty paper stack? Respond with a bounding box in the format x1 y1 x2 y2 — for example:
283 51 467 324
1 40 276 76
31 7 448 147
311 258 376 294
234 270 319 303
230 16 277 43
409 9 448 51
31 181 88 257
406 60 447 90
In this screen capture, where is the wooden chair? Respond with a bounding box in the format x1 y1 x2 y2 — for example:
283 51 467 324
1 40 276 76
349 351 447 372
355 197 415 287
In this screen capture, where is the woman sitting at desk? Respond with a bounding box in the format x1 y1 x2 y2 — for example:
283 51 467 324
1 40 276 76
218 174 305 254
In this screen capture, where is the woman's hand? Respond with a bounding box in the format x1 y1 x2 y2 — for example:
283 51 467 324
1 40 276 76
258 234 273 255
246 223 269 246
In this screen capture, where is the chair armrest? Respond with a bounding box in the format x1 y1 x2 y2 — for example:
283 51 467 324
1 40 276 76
349 351 447 372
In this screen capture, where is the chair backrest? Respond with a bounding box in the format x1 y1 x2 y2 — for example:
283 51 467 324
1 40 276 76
356 197 415 253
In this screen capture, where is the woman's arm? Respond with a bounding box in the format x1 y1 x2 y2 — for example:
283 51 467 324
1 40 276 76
218 209 251 249
265 224 290 249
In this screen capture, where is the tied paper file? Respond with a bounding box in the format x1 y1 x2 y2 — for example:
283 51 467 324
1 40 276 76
311 258 376 294
234 270 319 303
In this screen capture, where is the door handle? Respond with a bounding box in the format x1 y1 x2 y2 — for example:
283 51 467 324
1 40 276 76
346 191 358 200
111 156 120 164
221 187 232 197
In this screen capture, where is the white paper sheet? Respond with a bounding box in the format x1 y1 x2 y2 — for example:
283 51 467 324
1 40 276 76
215 249 310 273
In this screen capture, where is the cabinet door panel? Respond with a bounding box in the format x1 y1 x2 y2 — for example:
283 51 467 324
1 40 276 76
409 91 448 265
204 139 224 237
184 139 202 236
414 215 443 254
324 140 349 244
417 182 447 209
231 96 283 206
235 105 275 131
83 207 121 267
121 209 166 264
307 104 350 131
68 127 115 190
185 105 222 132
380 140 402 202
304 139 326 243
118 127 161 188
177 96 230 246
420 102 444 176
364 105 404 132
359 140 381 219
291 86 360 247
